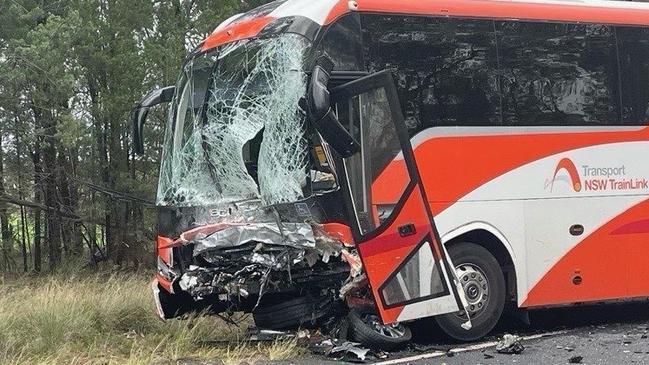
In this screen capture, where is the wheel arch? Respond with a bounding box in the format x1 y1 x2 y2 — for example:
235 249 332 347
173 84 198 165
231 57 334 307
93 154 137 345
441 223 519 302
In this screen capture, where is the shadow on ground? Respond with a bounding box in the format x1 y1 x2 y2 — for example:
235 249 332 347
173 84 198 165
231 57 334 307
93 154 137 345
263 301 649 364
410 301 649 345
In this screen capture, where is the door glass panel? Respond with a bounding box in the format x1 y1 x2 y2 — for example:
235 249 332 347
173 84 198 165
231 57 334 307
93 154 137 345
337 87 411 235
380 240 446 306
331 71 466 322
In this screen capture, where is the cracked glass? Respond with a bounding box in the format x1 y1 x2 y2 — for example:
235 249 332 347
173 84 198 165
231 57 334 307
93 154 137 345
157 34 312 207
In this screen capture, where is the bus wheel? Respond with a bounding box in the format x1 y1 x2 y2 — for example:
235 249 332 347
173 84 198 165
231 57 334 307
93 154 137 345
435 242 505 341
348 307 412 350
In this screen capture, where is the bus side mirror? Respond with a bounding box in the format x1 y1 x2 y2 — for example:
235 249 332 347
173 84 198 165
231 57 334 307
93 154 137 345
306 57 360 158
132 86 175 155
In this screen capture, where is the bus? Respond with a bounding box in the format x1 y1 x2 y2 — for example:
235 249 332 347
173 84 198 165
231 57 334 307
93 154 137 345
132 0 649 347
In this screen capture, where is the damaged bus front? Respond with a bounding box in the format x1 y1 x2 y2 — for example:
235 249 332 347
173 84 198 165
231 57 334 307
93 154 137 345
133 0 470 348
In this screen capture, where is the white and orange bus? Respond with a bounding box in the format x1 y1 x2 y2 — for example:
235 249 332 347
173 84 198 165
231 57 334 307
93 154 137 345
133 0 649 346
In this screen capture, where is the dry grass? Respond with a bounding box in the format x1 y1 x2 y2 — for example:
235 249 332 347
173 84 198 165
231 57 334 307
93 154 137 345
0 271 302 365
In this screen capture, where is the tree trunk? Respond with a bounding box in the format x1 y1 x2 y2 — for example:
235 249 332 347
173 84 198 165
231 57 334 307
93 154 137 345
32 139 43 273
20 206 28 272
0 138 12 270
14 115 29 272
41 110 62 271
67 147 83 254
57 151 73 255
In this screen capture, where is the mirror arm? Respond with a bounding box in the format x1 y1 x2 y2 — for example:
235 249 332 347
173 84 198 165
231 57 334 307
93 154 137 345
313 109 360 157
131 104 147 155
132 86 175 155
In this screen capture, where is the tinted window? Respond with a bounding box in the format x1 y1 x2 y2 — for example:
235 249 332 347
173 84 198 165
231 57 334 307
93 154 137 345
617 26 649 126
494 22 619 126
319 14 364 71
362 15 502 134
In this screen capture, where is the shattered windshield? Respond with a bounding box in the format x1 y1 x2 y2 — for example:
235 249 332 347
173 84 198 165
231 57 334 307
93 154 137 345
157 34 312 207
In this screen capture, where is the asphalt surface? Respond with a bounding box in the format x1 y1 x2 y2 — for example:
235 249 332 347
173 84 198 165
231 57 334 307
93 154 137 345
273 301 649 365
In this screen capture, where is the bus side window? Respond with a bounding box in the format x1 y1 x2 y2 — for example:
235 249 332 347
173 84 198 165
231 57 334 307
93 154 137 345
360 14 502 135
317 14 364 72
497 21 621 126
360 15 631 129
616 27 649 126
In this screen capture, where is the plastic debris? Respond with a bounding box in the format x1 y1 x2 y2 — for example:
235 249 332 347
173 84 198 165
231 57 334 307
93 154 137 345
308 332 392 362
372 350 389 359
569 355 584 363
339 274 367 298
309 338 336 356
327 341 370 362
495 334 525 354
247 328 290 342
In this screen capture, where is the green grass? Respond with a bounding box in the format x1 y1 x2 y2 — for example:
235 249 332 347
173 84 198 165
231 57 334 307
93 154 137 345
0 271 302 364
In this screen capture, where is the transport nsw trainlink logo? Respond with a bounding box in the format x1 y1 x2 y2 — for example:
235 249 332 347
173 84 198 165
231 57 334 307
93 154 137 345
545 157 648 192
548 158 582 192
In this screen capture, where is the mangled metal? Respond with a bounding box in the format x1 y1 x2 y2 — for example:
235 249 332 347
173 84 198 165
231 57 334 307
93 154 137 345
150 20 417 353
177 221 347 302
191 223 315 256
496 334 525 354
158 199 408 351
327 341 370 362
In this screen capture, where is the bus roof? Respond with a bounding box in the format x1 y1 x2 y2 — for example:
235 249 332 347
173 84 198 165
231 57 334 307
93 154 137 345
202 0 649 51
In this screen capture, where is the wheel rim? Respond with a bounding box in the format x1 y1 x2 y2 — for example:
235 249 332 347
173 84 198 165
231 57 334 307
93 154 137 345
361 313 408 338
454 263 490 319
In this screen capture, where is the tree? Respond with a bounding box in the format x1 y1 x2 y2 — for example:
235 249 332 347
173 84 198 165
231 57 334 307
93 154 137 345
0 0 273 272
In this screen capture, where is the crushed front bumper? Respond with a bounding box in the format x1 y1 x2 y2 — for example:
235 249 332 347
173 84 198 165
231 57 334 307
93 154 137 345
152 221 355 320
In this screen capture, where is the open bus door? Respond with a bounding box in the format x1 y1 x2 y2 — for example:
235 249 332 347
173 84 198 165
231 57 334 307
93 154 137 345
320 69 470 325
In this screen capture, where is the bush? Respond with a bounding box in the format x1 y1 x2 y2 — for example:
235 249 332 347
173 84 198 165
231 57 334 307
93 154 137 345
0 272 300 364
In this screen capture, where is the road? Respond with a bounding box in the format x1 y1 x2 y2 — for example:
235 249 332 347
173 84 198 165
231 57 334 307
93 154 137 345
273 301 649 365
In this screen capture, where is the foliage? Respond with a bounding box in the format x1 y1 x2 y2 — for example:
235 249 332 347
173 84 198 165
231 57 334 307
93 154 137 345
0 272 301 364
0 0 272 272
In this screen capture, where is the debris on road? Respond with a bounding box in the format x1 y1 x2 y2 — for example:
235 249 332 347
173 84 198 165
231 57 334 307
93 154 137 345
569 355 584 363
410 343 451 353
245 328 293 342
308 337 336 357
309 335 392 362
495 333 525 354
556 345 575 352
327 341 370 362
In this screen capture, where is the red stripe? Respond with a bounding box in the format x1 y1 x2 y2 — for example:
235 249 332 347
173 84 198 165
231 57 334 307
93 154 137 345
357 0 649 26
611 219 649 235
372 128 649 216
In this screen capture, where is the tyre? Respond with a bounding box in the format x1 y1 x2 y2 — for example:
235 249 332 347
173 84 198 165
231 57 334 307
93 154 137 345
348 307 412 350
435 242 506 341
253 294 331 330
